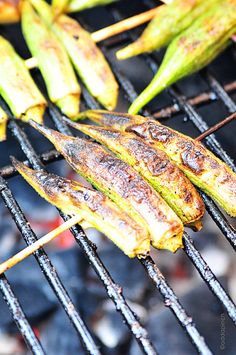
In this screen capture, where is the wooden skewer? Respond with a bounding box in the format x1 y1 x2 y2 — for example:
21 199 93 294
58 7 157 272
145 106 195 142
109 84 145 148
0 215 82 275
195 112 236 141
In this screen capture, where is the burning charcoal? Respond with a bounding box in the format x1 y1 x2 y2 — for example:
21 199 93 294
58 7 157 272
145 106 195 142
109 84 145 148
130 279 236 354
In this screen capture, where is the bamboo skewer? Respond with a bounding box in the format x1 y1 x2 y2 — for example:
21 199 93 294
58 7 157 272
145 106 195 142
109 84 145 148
0 215 82 275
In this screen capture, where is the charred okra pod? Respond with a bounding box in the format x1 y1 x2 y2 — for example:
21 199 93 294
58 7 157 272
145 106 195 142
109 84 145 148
0 0 21 24
30 0 119 111
0 106 8 141
78 110 236 217
13 159 150 257
52 0 69 16
129 0 236 114
65 120 204 229
0 36 46 123
67 0 117 12
117 0 220 60
21 1 80 119
30 120 184 252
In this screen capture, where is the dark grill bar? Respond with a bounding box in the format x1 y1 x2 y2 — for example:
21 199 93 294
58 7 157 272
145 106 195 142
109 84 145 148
0 1 236 354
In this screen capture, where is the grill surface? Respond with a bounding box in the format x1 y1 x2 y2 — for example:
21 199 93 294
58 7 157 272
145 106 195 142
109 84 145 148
0 1 236 354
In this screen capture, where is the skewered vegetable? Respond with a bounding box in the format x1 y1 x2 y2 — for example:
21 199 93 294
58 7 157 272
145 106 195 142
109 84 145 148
128 0 236 114
0 36 46 123
67 0 117 13
30 120 184 252
0 106 8 141
52 0 69 16
21 1 80 119
0 0 20 24
13 158 150 257
117 0 220 60
64 119 204 229
76 110 236 217
30 0 119 111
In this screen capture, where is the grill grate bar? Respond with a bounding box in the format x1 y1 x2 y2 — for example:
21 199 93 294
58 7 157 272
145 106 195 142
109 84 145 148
204 71 236 113
183 233 236 324
140 256 212 355
0 275 45 354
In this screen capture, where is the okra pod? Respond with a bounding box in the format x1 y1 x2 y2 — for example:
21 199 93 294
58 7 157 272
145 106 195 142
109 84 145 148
0 0 20 24
67 0 117 13
30 120 184 252
128 0 236 114
0 36 46 123
13 159 150 257
78 110 236 217
0 106 8 141
52 0 69 16
21 1 81 119
65 120 204 229
30 0 119 111
117 0 221 60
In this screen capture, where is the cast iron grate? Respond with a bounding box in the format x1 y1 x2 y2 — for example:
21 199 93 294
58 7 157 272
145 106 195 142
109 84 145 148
0 1 236 354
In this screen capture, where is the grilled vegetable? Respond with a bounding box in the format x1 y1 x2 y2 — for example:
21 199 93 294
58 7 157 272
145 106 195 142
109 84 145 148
13 158 150 257
52 0 69 16
0 0 20 24
30 120 184 252
30 0 119 111
0 36 46 123
128 0 236 114
21 1 80 119
67 0 117 13
0 106 8 141
65 121 204 229
117 0 220 60
78 110 236 217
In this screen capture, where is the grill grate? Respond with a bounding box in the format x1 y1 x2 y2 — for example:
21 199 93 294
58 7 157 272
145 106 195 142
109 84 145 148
0 1 236 354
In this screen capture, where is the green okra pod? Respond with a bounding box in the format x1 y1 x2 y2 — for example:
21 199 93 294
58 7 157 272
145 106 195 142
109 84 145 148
128 0 236 114
13 158 150 257
30 120 184 252
64 119 205 229
78 110 236 217
117 0 220 60
67 0 117 13
0 36 46 123
30 0 119 111
0 106 8 141
21 1 81 119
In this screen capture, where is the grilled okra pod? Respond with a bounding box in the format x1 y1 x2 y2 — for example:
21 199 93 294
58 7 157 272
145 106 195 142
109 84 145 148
0 0 21 24
65 120 204 229
13 159 150 257
0 36 46 123
128 0 236 114
29 0 119 111
78 110 236 217
0 106 8 141
21 1 80 119
117 0 220 60
30 120 184 252
67 0 117 12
